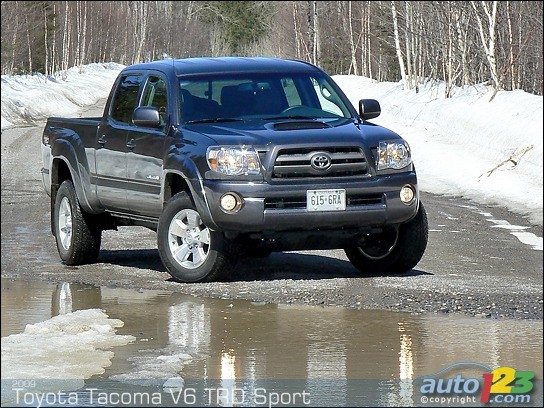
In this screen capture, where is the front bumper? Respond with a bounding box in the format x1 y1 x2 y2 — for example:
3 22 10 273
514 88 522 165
202 172 419 234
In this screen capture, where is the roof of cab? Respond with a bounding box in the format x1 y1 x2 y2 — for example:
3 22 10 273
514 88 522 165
123 56 320 76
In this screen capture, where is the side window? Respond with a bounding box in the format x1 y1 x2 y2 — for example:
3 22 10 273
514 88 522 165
179 80 221 122
141 76 168 125
109 74 143 124
313 77 344 116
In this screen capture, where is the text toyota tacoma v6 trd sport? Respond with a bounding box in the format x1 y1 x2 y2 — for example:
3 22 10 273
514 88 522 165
41 57 428 282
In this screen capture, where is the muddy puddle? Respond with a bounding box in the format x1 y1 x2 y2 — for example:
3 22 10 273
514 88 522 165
1 277 542 406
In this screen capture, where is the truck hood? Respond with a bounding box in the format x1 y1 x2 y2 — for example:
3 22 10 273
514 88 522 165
182 119 403 147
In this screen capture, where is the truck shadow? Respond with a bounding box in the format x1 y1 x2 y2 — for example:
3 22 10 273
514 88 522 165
97 249 166 272
229 252 431 282
96 249 431 282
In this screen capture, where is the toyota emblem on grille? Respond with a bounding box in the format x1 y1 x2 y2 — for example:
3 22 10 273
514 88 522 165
310 153 332 170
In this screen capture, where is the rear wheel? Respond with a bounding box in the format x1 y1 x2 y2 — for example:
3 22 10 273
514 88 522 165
344 202 428 275
53 180 101 265
157 192 236 283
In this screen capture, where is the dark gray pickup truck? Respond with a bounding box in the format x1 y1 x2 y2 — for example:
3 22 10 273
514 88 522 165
41 57 428 282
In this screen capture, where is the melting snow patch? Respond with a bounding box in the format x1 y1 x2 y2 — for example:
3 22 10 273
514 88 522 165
1 308 135 380
484 217 543 251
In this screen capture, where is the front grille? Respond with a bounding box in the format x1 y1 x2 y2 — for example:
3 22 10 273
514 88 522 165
265 193 383 210
272 147 369 179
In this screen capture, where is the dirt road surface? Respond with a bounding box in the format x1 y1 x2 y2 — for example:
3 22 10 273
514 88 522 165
2 114 542 320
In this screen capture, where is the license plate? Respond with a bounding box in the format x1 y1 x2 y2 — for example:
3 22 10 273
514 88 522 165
307 189 346 212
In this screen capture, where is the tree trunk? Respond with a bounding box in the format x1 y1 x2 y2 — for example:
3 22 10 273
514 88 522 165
62 1 70 77
293 2 301 60
134 1 149 63
75 1 81 68
454 7 471 86
360 2 367 77
25 14 32 74
79 1 88 72
408 2 419 92
51 3 57 75
446 2 454 97
471 1 500 99
391 1 407 89
363 3 372 79
44 7 48 81
10 13 19 74
404 1 414 89
506 1 516 90
102 2 112 62
347 1 358 75
312 1 320 66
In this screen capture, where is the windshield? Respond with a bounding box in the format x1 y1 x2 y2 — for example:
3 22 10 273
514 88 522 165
178 72 354 124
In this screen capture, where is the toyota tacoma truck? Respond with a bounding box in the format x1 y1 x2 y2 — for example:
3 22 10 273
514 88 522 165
41 57 428 283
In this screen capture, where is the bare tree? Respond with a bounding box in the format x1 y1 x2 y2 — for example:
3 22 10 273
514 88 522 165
61 1 70 76
292 2 301 59
347 1 359 75
506 1 516 90
24 11 32 74
442 1 456 97
75 0 88 72
453 2 472 87
360 2 372 79
391 1 408 89
312 1 320 66
9 4 20 74
470 1 500 99
131 1 149 63
1 1 542 96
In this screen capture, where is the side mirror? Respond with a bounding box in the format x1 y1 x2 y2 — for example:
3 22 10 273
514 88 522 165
132 106 161 128
358 99 381 120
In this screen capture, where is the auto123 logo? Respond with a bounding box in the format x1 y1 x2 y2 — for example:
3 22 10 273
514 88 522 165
415 362 536 404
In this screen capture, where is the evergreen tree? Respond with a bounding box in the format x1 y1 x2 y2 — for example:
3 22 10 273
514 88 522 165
201 1 271 54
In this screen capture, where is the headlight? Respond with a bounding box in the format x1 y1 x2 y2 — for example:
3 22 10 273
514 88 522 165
207 146 261 176
377 140 411 170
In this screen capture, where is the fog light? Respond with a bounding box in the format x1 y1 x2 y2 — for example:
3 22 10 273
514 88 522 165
400 185 415 204
220 193 242 213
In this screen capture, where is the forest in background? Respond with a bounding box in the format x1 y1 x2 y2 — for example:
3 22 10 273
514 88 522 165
1 1 543 97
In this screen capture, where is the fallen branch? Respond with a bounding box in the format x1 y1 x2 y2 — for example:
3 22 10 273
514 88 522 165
481 144 534 178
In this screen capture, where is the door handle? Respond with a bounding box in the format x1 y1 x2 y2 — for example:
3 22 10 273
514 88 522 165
126 139 136 149
98 136 107 145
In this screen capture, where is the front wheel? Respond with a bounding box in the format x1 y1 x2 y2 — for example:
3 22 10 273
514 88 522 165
53 180 101 265
157 192 236 283
344 202 428 275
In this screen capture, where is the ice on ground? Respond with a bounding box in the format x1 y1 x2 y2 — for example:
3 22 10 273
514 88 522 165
1 308 135 380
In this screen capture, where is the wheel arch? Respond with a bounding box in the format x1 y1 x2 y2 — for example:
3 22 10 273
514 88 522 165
50 138 95 214
162 169 219 230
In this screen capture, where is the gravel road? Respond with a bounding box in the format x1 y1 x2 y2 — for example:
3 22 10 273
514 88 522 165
2 114 542 321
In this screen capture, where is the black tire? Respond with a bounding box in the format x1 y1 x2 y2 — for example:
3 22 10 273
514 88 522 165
53 180 101 265
344 202 428 275
157 192 236 283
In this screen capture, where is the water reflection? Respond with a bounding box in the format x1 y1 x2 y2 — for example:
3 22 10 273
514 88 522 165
395 322 414 406
1 278 542 407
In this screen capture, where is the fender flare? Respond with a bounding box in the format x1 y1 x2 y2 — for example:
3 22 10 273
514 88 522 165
162 153 218 230
51 137 96 214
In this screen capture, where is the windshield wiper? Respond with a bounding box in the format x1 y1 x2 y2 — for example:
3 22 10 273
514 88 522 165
185 117 244 124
